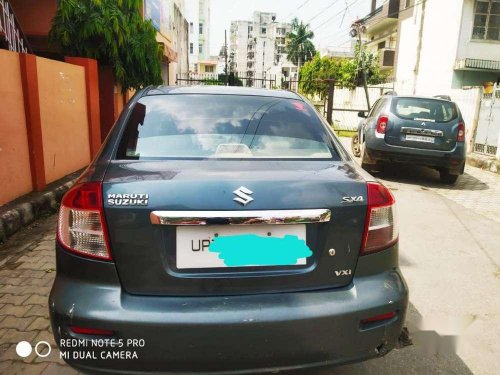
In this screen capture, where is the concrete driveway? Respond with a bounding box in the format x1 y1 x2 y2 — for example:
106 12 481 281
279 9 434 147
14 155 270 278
0 139 499 374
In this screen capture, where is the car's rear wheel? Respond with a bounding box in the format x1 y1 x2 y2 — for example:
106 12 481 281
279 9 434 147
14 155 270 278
360 141 374 172
439 169 459 184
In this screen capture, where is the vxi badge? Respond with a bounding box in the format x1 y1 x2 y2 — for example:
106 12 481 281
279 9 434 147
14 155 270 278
107 193 149 206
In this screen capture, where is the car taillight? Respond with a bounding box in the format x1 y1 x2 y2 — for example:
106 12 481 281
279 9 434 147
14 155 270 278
57 182 112 260
360 182 398 255
457 122 465 142
376 115 388 134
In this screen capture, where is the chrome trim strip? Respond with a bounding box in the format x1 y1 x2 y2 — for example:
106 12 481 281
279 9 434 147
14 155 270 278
401 127 443 137
150 209 331 226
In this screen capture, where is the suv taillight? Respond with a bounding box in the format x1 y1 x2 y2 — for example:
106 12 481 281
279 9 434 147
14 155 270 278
360 182 398 255
457 122 465 142
57 182 112 260
376 115 388 134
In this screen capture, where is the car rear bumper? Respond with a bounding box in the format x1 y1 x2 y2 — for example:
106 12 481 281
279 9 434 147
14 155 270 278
49 250 408 374
366 137 466 173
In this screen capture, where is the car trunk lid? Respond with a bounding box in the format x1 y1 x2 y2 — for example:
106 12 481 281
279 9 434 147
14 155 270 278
102 160 368 296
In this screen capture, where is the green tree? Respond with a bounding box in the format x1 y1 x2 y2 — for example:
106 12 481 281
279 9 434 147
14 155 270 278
50 0 163 92
285 18 316 70
299 47 388 97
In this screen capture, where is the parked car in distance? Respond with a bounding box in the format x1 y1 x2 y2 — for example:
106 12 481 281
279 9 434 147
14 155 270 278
50 86 408 374
357 95 466 184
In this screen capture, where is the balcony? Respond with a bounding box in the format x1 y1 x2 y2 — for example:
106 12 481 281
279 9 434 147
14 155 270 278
361 0 400 35
0 0 31 53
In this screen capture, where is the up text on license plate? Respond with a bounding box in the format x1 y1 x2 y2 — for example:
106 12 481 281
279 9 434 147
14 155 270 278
176 224 307 269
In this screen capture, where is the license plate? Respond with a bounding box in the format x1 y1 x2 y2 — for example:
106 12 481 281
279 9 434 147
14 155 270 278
176 224 307 269
405 134 435 143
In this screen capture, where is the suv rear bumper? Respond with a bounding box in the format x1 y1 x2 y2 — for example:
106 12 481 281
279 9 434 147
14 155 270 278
366 137 466 174
49 249 408 374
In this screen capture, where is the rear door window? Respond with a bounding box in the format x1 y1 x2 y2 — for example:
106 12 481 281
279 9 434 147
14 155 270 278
116 94 339 160
391 98 457 123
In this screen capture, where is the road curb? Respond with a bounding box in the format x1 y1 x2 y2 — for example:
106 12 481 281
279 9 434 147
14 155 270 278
0 171 81 244
466 153 500 175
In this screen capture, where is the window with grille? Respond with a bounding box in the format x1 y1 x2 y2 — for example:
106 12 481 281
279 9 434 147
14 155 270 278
190 43 193 54
472 0 500 40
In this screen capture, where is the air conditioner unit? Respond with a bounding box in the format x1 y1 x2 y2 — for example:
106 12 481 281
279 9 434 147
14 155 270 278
380 48 395 69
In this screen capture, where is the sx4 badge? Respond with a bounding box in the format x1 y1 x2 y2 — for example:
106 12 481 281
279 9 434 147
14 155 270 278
107 193 149 206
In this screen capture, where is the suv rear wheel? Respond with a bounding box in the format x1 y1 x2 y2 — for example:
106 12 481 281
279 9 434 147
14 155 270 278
439 169 459 184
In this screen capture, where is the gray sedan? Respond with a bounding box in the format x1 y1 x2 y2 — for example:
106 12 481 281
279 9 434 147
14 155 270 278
49 86 408 374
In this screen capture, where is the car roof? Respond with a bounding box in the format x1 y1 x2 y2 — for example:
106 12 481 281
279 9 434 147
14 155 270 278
144 85 303 100
387 95 455 103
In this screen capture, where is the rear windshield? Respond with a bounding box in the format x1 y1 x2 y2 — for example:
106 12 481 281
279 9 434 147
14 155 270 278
116 94 339 160
391 98 458 123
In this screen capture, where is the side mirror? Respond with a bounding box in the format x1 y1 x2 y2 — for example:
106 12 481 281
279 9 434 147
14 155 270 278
358 111 367 118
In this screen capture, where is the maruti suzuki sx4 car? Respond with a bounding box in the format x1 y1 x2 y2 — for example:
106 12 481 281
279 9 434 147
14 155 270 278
49 86 408 374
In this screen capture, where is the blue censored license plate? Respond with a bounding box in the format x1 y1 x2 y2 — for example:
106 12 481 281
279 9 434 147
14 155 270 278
176 224 309 269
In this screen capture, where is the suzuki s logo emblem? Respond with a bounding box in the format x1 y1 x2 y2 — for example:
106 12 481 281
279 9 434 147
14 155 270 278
233 186 254 206
421 122 426 127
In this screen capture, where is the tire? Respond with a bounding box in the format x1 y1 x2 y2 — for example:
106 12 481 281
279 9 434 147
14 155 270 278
439 169 459 184
351 134 361 157
360 141 372 172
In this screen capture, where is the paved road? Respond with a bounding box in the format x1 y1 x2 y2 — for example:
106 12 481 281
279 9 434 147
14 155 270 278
1 140 499 374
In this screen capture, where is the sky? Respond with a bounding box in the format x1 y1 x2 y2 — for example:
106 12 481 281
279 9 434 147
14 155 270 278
209 0 380 56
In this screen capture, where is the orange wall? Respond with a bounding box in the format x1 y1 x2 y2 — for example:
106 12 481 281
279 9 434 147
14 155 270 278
36 57 91 184
0 50 33 206
10 0 57 36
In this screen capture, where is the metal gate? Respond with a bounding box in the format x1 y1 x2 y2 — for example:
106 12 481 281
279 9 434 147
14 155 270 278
474 83 500 158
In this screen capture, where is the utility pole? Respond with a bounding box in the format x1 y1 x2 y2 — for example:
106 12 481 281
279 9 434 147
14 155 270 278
351 21 370 111
326 79 335 125
224 29 228 86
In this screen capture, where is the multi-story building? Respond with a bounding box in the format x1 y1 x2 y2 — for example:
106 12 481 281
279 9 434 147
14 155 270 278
358 0 399 77
229 11 297 84
143 0 189 84
185 0 212 73
360 0 500 92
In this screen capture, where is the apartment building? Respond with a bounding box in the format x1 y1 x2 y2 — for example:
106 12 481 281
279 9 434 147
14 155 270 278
398 0 500 93
359 0 399 76
143 0 189 84
229 11 297 83
185 0 212 73
360 0 500 93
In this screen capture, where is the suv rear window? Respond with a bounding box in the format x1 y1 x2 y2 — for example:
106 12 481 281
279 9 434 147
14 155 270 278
116 94 338 160
391 98 457 123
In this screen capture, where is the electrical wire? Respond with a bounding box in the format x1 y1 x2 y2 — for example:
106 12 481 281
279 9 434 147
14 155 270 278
284 0 313 21
287 0 362 45
306 0 342 24
324 0 425 47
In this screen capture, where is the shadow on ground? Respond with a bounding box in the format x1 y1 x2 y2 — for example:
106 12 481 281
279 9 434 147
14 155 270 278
370 164 488 192
284 303 474 375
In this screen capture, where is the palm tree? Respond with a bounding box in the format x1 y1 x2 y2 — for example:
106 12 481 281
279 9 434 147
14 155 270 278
285 18 316 78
